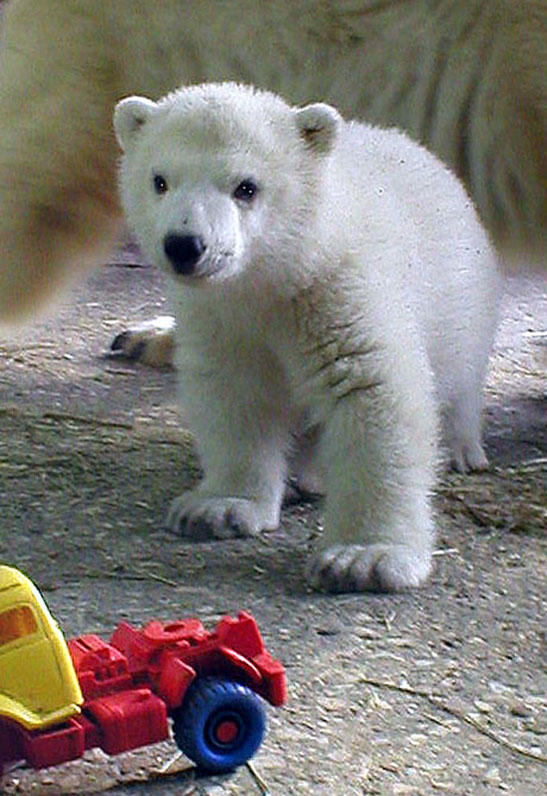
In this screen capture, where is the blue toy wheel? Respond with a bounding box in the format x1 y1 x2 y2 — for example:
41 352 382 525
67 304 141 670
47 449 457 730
173 677 267 772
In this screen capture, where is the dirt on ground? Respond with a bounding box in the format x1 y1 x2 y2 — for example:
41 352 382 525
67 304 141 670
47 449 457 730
0 253 545 795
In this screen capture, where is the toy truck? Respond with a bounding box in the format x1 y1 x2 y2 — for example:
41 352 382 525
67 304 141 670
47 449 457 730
0 566 287 777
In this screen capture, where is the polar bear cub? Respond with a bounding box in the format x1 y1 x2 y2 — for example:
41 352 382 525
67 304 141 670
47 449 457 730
114 82 500 593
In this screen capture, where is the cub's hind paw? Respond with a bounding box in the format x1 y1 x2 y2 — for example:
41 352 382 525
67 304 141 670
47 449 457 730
450 440 489 474
110 315 175 368
306 543 432 593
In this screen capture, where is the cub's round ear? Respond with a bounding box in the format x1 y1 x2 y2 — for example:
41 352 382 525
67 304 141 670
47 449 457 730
114 96 158 151
295 103 341 154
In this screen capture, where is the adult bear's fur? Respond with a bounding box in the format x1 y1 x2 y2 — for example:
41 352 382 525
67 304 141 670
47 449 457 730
0 0 545 324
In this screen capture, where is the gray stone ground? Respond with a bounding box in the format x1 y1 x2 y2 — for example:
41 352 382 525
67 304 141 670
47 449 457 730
0 254 545 795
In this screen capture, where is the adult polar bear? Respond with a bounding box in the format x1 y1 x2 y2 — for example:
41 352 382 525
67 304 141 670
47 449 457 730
0 0 545 325
114 82 499 592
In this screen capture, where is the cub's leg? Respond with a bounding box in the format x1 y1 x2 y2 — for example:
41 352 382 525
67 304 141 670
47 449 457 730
304 337 438 593
168 351 291 540
437 263 501 473
443 392 489 473
289 426 325 497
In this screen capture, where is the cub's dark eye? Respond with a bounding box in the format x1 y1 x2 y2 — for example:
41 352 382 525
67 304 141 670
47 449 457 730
233 179 259 203
153 174 168 194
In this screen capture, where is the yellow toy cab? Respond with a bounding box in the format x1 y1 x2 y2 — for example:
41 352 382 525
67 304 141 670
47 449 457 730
0 565 83 731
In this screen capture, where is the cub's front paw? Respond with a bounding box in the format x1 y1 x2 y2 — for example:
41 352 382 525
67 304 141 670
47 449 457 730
306 543 432 593
167 493 268 540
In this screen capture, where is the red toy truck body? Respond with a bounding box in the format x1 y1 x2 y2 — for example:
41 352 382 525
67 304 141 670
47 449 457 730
0 609 286 775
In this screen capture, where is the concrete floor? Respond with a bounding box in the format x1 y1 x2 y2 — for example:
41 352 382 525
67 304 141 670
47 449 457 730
0 259 545 795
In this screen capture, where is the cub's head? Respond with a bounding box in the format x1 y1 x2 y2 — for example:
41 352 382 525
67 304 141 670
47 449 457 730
114 82 340 283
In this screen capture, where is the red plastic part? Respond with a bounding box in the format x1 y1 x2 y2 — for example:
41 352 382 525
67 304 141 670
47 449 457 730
25 718 85 769
0 716 86 770
253 651 287 707
214 719 239 744
68 634 132 699
85 689 168 755
216 612 265 658
142 618 207 645
0 716 27 767
156 653 196 710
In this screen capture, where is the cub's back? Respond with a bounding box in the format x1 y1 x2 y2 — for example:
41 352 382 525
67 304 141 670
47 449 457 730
326 120 500 395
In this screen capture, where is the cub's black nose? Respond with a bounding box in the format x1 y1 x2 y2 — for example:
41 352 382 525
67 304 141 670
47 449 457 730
163 233 205 275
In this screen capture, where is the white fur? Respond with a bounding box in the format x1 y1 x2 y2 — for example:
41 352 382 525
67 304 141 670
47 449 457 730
115 82 501 593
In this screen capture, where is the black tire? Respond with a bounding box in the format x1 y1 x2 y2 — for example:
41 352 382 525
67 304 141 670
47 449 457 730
172 677 266 772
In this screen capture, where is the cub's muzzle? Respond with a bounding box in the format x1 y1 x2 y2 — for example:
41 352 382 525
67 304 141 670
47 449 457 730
164 233 206 275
